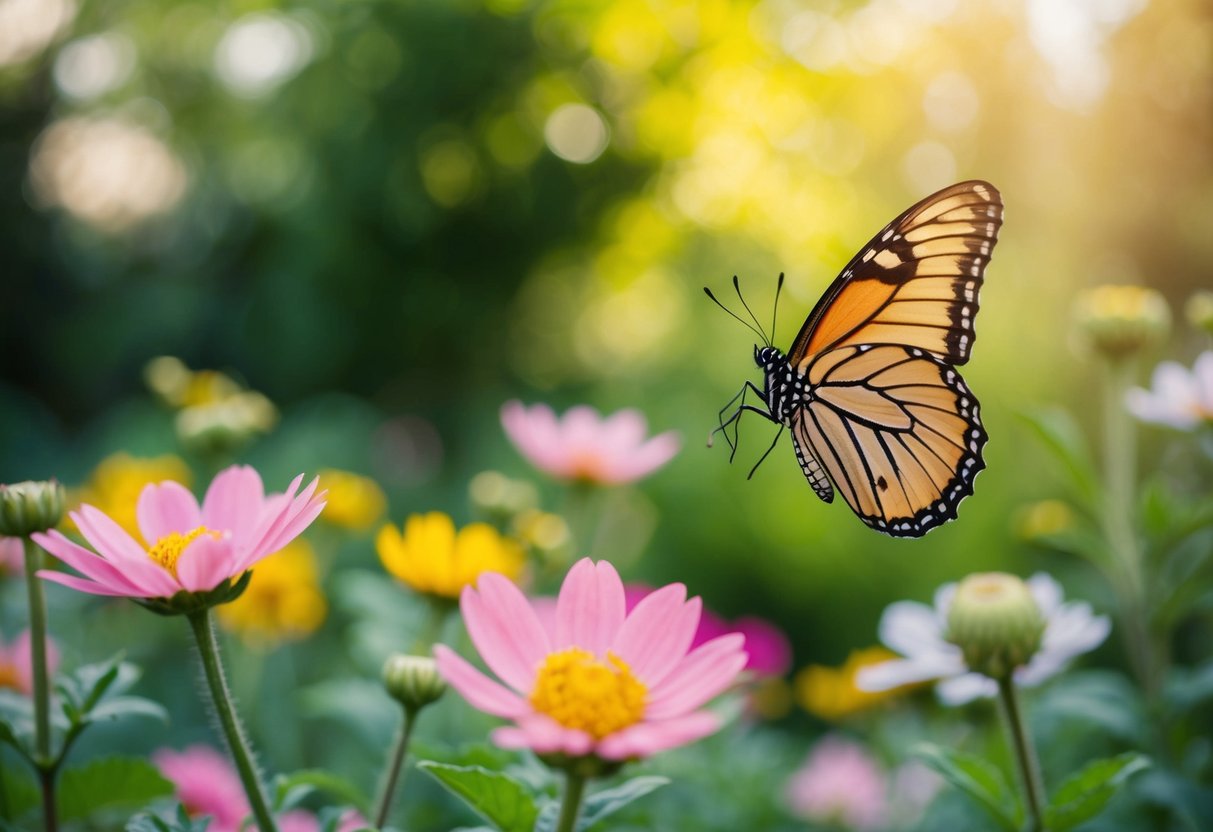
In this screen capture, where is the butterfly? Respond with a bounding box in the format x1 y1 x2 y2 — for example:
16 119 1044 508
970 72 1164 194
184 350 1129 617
707 180 1003 537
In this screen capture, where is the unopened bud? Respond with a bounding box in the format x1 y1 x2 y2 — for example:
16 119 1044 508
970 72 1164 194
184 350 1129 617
383 654 447 712
1185 290 1213 337
1074 285 1170 361
946 573 1044 680
0 480 66 537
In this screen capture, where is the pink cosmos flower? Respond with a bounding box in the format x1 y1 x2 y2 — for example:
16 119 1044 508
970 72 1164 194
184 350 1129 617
784 735 889 830
0 536 23 576
500 401 680 485
624 584 792 677
434 558 748 760
31 465 324 600
154 745 361 832
0 629 60 696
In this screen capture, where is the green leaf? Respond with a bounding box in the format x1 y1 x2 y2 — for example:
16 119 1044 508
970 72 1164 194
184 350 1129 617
418 762 539 832
1044 752 1151 832
126 804 213 832
57 756 174 823
576 776 669 831
88 696 170 725
272 769 370 815
913 743 1019 831
1017 408 1100 510
0 763 40 821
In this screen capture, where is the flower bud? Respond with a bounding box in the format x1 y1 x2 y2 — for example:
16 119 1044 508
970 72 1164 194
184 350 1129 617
469 471 538 520
1185 290 1213 337
946 573 1044 680
383 654 447 712
0 480 66 537
1074 285 1170 361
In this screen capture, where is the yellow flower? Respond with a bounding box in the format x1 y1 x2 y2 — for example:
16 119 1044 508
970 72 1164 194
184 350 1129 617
795 647 910 721
1074 285 1170 360
217 539 326 645
317 469 387 531
377 512 525 599
70 453 192 538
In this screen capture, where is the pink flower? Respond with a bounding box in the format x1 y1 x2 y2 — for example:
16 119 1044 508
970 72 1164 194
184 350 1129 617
785 735 889 830
0 536 23 576
32 465 324 600
434 558 747 761
153 745 249 832
500 401 679 485
0 629 60 695
624 584 792 677
154 745 357 832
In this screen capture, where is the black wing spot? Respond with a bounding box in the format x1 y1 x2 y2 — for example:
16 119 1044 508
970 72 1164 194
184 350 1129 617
877 476 889 492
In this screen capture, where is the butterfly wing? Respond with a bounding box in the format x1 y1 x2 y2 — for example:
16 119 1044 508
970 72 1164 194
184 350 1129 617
787 180 1002 370
796 344 986 537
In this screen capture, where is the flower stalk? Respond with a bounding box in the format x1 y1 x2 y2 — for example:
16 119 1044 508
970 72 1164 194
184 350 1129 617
555 771 588 832
996 676 1044 832
373 705 419 828
187 609 277 832
22 537 59 832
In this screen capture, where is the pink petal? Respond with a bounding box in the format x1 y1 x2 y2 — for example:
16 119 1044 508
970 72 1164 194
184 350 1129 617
646 633 748 719
74 505 152 568
434 645 529 718
239 477 323 572
501 402 563 476
461 575 550 693
201 466 266 541
38 570 144 597
602 431 680 483
597 409 648 454
176 534 236 592
554 559 625 656
596 711 720 760
490 714 593 756
611 584 700 688
33 531 177 596
136 481 202 545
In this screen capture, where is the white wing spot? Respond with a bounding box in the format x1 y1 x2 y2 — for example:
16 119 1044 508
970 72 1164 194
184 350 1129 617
881 228 893 242
862 249 876 263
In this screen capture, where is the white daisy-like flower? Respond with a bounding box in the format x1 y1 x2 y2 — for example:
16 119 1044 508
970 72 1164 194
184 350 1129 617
1125 351 1213 430
856 573 1110 705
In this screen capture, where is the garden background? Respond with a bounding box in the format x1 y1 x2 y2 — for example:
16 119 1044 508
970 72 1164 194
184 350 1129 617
1 0 1211 830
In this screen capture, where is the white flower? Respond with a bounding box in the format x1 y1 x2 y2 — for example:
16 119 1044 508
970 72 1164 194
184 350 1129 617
1126 351 1213 430
856 573 1110 705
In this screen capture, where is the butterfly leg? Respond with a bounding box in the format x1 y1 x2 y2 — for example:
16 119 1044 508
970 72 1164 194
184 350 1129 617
747 426 784 480
711 381 775 462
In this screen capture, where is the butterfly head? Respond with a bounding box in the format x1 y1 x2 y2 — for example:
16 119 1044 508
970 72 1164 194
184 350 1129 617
755 345 781 370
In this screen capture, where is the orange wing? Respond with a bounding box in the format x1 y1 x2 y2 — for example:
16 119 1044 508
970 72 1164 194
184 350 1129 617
787 180 1002 371
795 344 986 537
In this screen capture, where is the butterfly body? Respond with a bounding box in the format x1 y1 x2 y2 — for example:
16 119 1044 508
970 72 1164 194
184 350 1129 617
712 180 1003 538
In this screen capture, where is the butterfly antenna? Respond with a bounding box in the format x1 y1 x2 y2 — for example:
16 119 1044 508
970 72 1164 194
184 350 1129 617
732 276 771 347
769 272 785 345
704 286 767 343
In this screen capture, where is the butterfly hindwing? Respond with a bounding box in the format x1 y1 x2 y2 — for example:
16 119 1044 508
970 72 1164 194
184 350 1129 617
788 180 1002 370
796 344 986 537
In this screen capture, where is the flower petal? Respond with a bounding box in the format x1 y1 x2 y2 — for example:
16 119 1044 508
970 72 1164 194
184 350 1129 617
596 711 720 760
434 645 529 718
856 653 964 692
32 530 165 596
461 574 550 693
74 505 152 568
611 584 700 688
555 559 625 656
176 534 236 592
38 570 144 597
1026 573 1062 618
491 714 593 756
136 481 202 544
937 673 997 705
201 466 266 540
646 633 747 719
877 600 952 659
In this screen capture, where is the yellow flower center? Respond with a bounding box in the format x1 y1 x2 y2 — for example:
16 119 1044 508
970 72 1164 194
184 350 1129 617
147 527 220 578
529 648 646 739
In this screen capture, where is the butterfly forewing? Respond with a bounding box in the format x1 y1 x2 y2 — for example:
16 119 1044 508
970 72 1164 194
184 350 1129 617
788 180 1002 370
796 344 986 537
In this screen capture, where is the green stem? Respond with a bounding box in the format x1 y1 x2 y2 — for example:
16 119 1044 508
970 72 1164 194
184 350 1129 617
187 610 278 832
22 538 52 767
555 771 588 832
372 706 418 828
997 677 1045 832
414 600 450 653
37 770 57 832
1100 359 1157 701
